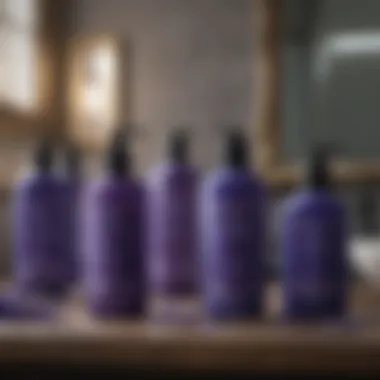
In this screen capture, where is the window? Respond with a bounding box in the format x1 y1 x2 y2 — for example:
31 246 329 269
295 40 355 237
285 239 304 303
68 34 122 150
0 0 38 112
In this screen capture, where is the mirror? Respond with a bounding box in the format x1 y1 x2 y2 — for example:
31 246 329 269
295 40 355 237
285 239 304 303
254 0 380 187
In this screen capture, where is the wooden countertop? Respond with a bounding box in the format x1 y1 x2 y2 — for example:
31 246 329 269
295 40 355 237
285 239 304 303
1 284 380 374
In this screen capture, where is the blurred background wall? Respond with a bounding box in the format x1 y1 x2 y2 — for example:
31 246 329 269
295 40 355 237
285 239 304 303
1 0 380 273
69 0 255 172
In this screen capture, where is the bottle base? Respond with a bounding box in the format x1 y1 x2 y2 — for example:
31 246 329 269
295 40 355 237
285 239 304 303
205 303 263 322
282 304 346 323
86 301 146 320
15 281 70 300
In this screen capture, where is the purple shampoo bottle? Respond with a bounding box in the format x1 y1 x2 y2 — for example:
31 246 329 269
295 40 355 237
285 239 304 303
281 148 347 321
11 139 72 297
82 129 145 318
200 130 266 320
61 143 82 285
148 130 198 298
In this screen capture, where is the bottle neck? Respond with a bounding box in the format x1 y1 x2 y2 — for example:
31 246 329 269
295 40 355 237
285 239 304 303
304 164 331 190
106 146 130 176
168 142 188 164
304 183 330 193
223 133 248 168
169 155 188 165
225 151 248 168
225 161 247 171
36 166 53 175
107 166 130 177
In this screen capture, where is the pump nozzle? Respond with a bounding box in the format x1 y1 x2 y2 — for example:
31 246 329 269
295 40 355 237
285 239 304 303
220 127 248 168
304 145 331 189
63 141 81 176
106 124 141 175
33 136 55 173
167 128 189 163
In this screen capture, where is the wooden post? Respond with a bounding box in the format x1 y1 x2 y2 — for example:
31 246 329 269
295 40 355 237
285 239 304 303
252 0 282 173
38 0 72 139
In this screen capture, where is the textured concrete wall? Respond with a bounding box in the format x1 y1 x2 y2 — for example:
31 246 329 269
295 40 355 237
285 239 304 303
0 0 256 273
2 0 380 275
69 0 255 173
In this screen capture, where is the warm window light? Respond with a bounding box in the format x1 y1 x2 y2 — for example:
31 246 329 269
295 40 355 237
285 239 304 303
92 45 114 79
78 42 117 143
0 0 38 111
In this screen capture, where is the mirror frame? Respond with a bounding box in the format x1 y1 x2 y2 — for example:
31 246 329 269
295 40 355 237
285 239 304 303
253 0 380 188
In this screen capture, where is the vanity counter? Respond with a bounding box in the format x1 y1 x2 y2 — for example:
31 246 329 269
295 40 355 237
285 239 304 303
0 284 380 374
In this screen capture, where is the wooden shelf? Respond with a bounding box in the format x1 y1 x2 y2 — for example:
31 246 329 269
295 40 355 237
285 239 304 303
262 161 380 189
1 284 380 373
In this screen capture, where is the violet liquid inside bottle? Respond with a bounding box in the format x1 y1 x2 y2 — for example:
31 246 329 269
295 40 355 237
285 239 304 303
200 130 266 321
281 148 347 321
148 131 198 297
82 129 146 318
11 139 72 298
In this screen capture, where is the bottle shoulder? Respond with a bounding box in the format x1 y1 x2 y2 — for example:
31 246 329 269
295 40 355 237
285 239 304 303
282 190 344 217
88 176 144 198
14 172 64 194
148 161 197 182
202 168 264 194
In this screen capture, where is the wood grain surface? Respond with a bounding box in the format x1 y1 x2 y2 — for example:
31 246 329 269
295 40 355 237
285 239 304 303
1 284 380 373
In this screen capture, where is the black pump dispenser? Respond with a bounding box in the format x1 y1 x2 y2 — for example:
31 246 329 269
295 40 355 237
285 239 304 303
359 191 378 236
63 142 81 177
168 129 189 163
33 138 55 173
223 129 248 168
106 128 131 175
304 147 331 189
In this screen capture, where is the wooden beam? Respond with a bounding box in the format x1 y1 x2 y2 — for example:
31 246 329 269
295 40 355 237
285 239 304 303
37 0 72 139
253 0 282 173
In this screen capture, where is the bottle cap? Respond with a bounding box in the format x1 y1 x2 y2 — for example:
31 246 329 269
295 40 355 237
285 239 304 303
106 125 139 175
63 141 81 176
222 128 248 168
33 137 55 172
167 129 189 163
304 146 331 189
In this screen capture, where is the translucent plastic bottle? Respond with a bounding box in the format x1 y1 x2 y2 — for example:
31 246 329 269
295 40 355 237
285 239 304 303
200 130 266 321
82 128 146 318
280 148 347 321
